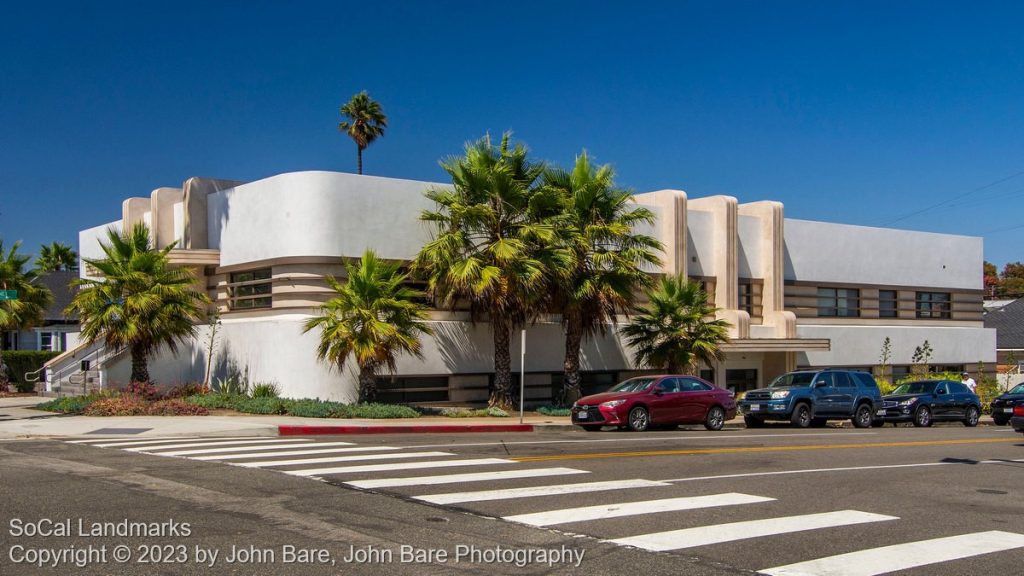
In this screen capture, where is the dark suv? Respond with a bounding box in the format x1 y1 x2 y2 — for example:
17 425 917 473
738 369 883 428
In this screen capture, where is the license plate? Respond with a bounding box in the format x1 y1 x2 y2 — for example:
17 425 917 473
750 404 761 412
1002 407 1013 413
577 411 588 419
876 409 886 416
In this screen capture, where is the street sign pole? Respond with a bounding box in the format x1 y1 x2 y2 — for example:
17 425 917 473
519 329 526 424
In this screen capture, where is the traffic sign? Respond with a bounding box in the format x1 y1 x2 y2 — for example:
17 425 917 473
0 290 17 301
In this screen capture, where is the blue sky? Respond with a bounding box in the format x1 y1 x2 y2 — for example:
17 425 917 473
2 1 1022 267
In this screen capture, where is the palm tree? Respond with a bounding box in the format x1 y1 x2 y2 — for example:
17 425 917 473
303 250 431 403
68 223 209 383
620 275 731 374
544 152 663 404
415 133 567 409
0 240 54 349
36 241 78 272
339 91 388 175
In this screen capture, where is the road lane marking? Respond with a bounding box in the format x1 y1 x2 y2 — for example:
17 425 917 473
234 451 454 468
510 438 1018 463
192 446 401 460
503 492 775 527
414 479 670 505
154 441 357 457
660 458 1024 483
609 510 897 551
122 439 310 452
760 530 1024 576
407 432 877 450
346 467 589 489
285 458 515 477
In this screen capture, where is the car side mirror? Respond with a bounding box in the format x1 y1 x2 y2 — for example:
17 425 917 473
812 381 824 388
652 387 664 396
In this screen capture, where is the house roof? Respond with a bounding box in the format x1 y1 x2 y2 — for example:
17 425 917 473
984 297 1024 349
34 270 79 323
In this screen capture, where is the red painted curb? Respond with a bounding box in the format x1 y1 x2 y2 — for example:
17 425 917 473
279 424 535 435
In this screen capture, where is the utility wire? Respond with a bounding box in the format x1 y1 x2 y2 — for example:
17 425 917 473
880 169 1024 226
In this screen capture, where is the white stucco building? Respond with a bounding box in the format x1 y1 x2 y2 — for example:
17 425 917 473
47 171 996 403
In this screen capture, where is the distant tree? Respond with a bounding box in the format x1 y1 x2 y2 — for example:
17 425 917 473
338 91 388 175
1001 262 1024 297
303 250 432 403
69 224 209 383
620 276 731 374
911 340 933 375
878 336 892 381
36 241 78 272
983 261 999 297
0 240 54 349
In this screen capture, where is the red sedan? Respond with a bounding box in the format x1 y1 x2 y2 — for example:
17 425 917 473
571 375 736 432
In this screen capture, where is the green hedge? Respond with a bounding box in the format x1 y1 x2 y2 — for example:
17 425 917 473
2 350 59 391
181 394 420 419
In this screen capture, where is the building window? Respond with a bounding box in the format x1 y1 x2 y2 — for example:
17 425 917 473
725 369 758 394
878 290 898 318
817 288 860 317
2 331 18 350
738 283 753 315
375 376 449 404
916 291 951 319
38 331 65 352
228 269 272 310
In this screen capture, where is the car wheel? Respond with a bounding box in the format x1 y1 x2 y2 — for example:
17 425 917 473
628 406 650 432
913 406 932 427
581 425 603 432
704 406 726 431
962 406 980 427
790 403 812 428
992 415 1010 426
871 419 885 428
743 414 765 428
852 404 873 429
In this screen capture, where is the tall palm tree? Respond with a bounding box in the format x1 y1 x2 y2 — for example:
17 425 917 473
0 240 53 349
415 133 567 409
68 223 208 383
303 250 431 403
339 90 388 175
620 275 731 374
544 152 663 404
36 241 78 272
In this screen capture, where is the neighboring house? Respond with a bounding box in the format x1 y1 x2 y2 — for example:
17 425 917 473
2 270 79 353
984 297 1024 366
51 171 996 403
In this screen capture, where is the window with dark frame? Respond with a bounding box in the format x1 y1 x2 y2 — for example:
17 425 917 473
817 287 860 317
738 283 753 315
878 290 898 318
916 291 951 319
228 269 273 310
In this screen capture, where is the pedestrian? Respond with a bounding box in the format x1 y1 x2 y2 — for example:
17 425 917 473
961 371 977 394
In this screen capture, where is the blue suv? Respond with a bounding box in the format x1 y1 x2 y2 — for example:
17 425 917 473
739 369 883 428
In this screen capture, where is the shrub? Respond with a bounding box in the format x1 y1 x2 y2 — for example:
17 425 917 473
146 399 209 416
184 393 242 410
36 392 112 413
212 376 249 397
1 350 60 385
536 405 571 417
251 382 280 398
348 403 420 419
123 381 160 401
13 380 37 393
233 397 287 415
486 406 510 418
166 382 209 398
83 396 149 416
440 406 509 418
284 399 340 418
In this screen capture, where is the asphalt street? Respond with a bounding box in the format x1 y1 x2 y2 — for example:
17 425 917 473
2 424 1023 575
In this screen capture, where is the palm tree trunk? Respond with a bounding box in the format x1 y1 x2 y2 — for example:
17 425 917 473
130 345 150 383
562 309 584 406
490 315 513 410
357 146 364 175
357 364 377 404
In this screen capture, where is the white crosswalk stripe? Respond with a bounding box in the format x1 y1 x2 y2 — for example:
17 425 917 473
67 437 199 445
122 438 309 452
233 451 455 468
760 530 1024 576
414 479 670 505
503 493 775 527
192 446 400 461
146 441 355 457
609 510 898 552
285 458 516 478
346 467 589 489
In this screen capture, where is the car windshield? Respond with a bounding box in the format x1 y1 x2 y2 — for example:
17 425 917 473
1009 383 1024 395
608 378 656 393
769 372 816 388
891 381 936 395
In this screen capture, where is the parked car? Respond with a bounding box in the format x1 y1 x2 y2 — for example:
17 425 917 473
738 369 882 428
570 375 736 432
1011 404 1024 435
989 383 1024 426
875 380 981 427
